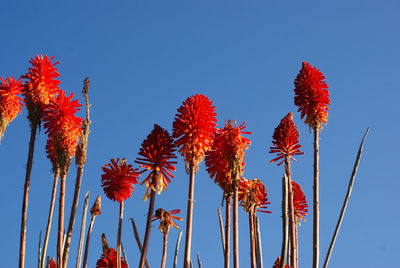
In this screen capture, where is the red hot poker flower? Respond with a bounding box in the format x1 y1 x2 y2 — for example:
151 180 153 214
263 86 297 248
49 258 57 268
291 180 308 223
101 158 140 203
172 94 217 172
0 76 24 140
238 178 271 213
152 208 183 233
269 112 303 166
135 124 177 200
294 61 330 129
96 248 128 268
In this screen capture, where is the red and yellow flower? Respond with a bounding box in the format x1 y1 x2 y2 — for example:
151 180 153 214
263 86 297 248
96 248 128 268
152 208 183 234
238 178 271 213
291 180 308 223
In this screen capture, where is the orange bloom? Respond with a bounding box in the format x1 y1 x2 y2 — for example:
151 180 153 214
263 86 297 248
238 178 271 213
49 258 57 268
291 180 308 223
273 256 291 268
45 136 58 173
101 158 140 203
135 124 177 200
22 55 60 122
96 248 128 268
172 94 217 172
269 112 303 166
152 208 183 233
205 120 251 192
43 90 83 172
0 76 24 140
294 61 330 129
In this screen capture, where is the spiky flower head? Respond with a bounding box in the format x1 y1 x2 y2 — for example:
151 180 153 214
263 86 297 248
101 158 140 203
238 178 271 213
269 112 303 166
0 76 24 141
22 55 60 125
172 94 217 172
48 258 57 268
43 89 83 173
291 180 308 223
96 248 128 268
294 61 330 130
135 124 177 200
273 256 291 268
152 208 183 234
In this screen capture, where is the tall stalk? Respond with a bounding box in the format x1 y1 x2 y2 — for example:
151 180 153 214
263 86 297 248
82 212 95 268
173 230 183 268
161 231 168 268
249 209 256 268
41 171 59 268
224 195 231 268
75 191 90 268
183 164 196 268
117 202 124 268
129 218 150 268
19 122 38 268
285 158 297 268
233 183 239 268
313 129 320 268
57 172 67 268
280 174 289 268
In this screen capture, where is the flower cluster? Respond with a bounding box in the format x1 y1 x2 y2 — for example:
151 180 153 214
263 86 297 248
96 248 128 268
22 55 60 123
0 76 24 140
238 178 271 213
291 180 308 223
135 124 177 200
152 208 183 234
173 94 217 172
269 112 303 166
101 158 140 203
294 61 330 129
43 90 83 172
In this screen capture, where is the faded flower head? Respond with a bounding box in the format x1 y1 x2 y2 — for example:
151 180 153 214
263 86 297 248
152 208 183 234
294 61 330 130
135 124 177 200
96 248 128 268
101 158 140 203
238 178 271 213
292 180 308 223
172 94 217 172
269 112 303 166
0 76 24 141
90 195 102 217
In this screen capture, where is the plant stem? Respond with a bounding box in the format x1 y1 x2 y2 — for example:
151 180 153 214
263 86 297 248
280 174 289 268
323 128 369 268
19 122 38 268
117 202 124 268
197 252 202 268
41 172 59 268
249 209 256 268
139 172 157 268
285 158 297 268
233 176 239 268
255 215 263 268
129 218 150 268
82 215 95 268
38 231 42 268
161 231 168 268
75 191 90 268
224 195 231 268
173 230 183 268
183 164 196 268
57 173 67 268
313 129 320 268
121 243 130 268
217 207 225 253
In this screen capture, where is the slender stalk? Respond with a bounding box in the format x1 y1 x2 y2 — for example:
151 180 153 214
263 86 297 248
82 215 95 268
224 195 231 268
233 185 239 268
41 172 59 268
38 231 42 268
121 243 130 268
117 202 124 268
57 173 67 268
183 164 196 268
19 122 38 268
285 158 297 268
197 252 202 268
173 230 183 268
323 128 369 268
161 231 168 268
280 174 289 268
255 216 263 268
139 172 157 268
75 191 90 268
217 207 225 253
312 129 320 268
249 209 256 268
129 218 150 268
294 220 298 268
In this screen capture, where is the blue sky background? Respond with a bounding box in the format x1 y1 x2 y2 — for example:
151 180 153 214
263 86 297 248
0 1 399 267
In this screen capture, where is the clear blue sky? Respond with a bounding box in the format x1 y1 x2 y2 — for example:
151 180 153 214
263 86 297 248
1 1 398 267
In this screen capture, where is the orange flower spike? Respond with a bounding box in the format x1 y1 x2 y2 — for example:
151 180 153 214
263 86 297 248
291 180 308 223
49 258 57 268
0 76 24 140
269 112 304 166
294 61 330 129
238 178 271 213
101 158 140 203
173 94 217 172
152 208 183 233
96 248 128 268
135 124 177 200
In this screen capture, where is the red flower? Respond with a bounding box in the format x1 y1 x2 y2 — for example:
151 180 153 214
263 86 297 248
294 61 330 129
273 256 291 268
43 90 83 171
101 158 140 203
291 180 308 223
96 248 128 268
22 55 60 121
48 258 56 268
135 124 177 200
269 112 303 166
238 178 271 213
45 136 58 173
0 76 24 140
205 121 251 192
172 94 217 171
152 208 183 233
